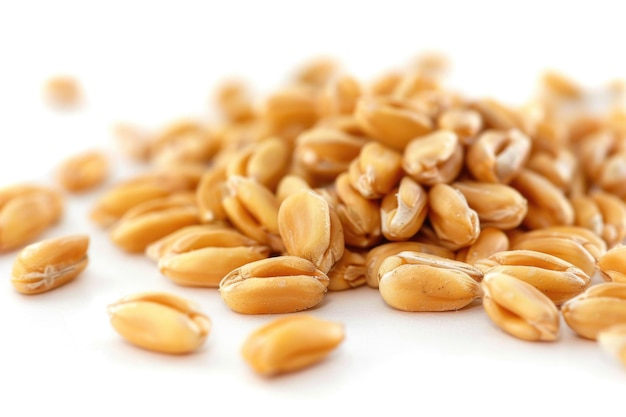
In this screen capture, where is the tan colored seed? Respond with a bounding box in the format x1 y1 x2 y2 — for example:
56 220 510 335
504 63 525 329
263 87 318 140
278 190 344 273
11 235 89 295
317 74 362 116
150 120 218 167
56 151 109 192
109 193 200 253
0 185 64 252
219 256 329 314
113 123 153 162
214 79 255 123
591 191 626 248
541 71 583 99
475 250 591 305
159 246 270 288
470 99 523 131
294 58 338 88
403 130 464 186
195 165 228 223
276 175 312 204
571 195 604 237
511 236 597 278
348 142 404 199
107 292 211 354
510 169 574 229
378 253 483 312
452 180 527 230
44 76 81 107
242 315 344 376
144 224 231 262
525 148 577 191
466 129 531 184
294 128 367 184
508 226 607 261
365 241 455 288
597 324 626 367
457 227 509 265
561 283 626 340
380 176 428 241
598 246 626 284
330 173 382 248
428 183 480 249
222 176 283 252
355 96 433 151
90 171 194 228
327 249 367 291
235 138 291 191
482 272 560 342
437 108 483 145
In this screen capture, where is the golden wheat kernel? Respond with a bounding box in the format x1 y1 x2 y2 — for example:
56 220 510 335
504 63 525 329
219 256 329 314
0 186 64 251
428 183 480 250
242 315 344 376
11 235 89 294
354 96 433 151
482 271 560 342
561 283 626 340
44 76 81 107
378 255 482 312
108 292 211 354
402 130 464 186
365 241 455 288
56 151 109 192
278 190 344 273
598 246 626 284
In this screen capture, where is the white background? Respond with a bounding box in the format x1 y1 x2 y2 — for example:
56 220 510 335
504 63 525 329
0 1 624 416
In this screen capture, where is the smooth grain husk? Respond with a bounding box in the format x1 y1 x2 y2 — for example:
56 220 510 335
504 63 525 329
219 256 329 314
562 283 626 340
56 151 109 192
510 169 574 229
242 315 345 376
278 190 344 273
475 250 591 305
144 224 233 262
354 96 433 150
511 236 597 278
482 272 559 341
107 292 211 354
378 261 482 312
457 227 510 265
598 246 626 283
109 205 200 253
452 180 527 230
159 246 270 287
11 235 89 294
365 241 455 288
0 185 64 251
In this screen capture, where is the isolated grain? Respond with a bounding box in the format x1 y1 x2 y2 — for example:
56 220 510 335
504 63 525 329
11 235 89 294
56 151 108 192
107 292 211 354
242 315 344 376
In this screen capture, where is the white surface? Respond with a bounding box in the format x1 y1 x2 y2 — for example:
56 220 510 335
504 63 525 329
0 1 624 416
